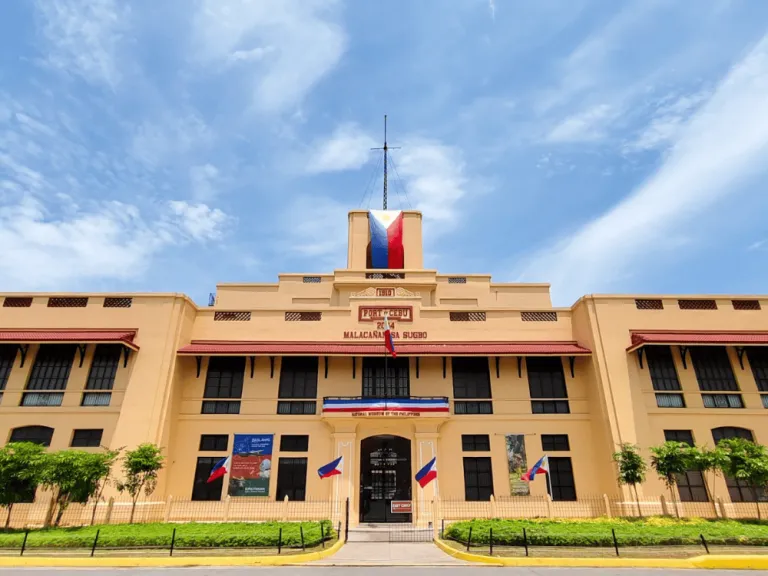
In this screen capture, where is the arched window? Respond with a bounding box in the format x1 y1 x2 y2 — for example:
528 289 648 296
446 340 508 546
711 426 763 503
9 425 54 447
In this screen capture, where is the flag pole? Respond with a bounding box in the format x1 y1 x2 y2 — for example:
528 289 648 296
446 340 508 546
545 455 553 499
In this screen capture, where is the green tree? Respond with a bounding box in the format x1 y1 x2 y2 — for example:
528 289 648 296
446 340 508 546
88 448 120 525
612 443 647 517
688 445 728 512
115 444 165 523
718 437 768 520
39 449 118 527
0 442 47 530
650 441 694 517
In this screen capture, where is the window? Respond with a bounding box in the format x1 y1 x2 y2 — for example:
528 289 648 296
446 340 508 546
199 434 228 452
547 457 577 501
279 357 318 398
9 425 54 446
690 347 738 391
711 427 764 502
747 347 768 391
276 457 308 501
71 429 103 448
646 346 681 390
527 357 569 414
191 457 224 501
81 393 112 407
463 457 493 501
541 434 570 451
0 345 16 403
452 357 491 399
276 401 317 415
26 344 75 393
655 393 685 408
454 401 493 414
202 357 244 414
362 357 410 397
663 430 708 502
462 434 490 451
280 435 309 452
86 345 121 390
702 394 743 408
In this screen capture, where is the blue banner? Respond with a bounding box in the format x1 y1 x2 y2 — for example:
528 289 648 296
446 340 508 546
228 434 274 497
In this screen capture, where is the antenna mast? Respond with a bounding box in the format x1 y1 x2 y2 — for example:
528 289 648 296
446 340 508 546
371 115 400 210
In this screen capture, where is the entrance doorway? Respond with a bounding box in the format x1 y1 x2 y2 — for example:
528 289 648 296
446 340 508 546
360 435 412 523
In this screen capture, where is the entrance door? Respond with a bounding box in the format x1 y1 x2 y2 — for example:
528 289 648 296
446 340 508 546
360 435 412 523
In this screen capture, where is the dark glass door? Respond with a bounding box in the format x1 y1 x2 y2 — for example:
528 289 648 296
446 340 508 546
360 435 412 523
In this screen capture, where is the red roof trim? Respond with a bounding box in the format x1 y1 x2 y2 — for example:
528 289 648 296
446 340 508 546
178 340 591 356
628 331 768 352
0 330 139 350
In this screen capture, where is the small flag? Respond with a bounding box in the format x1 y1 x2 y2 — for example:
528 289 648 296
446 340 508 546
415 456 437 488
318 456 343 479
383 315 397 358
521 455 549 482
207 456 230 483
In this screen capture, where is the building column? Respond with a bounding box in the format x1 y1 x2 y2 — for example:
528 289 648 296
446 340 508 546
415 429 440 527
332 431 357 526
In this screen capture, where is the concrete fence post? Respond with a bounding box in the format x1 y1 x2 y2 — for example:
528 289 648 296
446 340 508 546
603 494 612 518
660 494 670 516
546 494 553 518
718 497 728 519
282 495 289 522
223 495 231 522
489 494 497 519
432 498 440 539
43 496 55 528
164 496 173 523
105 497 114 525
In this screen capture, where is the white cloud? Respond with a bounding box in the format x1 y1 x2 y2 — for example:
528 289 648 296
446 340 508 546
305 123 377 173
489 0 496 20
545 104 615 143
517 34 768 304
34 0 129 88
190 164 221 201
193 0 346 113
280 195 349 265
624 90 711 152
167 200 231 242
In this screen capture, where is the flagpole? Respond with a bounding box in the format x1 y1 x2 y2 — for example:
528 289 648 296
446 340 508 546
545 455 553 499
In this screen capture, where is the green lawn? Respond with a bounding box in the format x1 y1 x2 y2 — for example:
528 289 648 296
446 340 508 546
444 517 768 547
0 521 336 549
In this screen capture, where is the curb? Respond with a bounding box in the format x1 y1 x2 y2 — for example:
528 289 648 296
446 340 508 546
0 539 343 568
434 538 768 570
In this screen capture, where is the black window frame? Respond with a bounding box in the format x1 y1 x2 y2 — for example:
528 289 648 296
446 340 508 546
0 345 17 398
203 357 245 399
527 357 568 398
276 401 317 415
461 434 491 452
452 357 491 399
191 456 224 501
201 400 241 414
276 457 308 501
645 346 682 391
71 429 104 448
531 401 570 414
85 344 121 391
663 430 708 502
278 357 318 399
747 347 768 391
9 425 54 446
199 434 229 452
547 456 577 501
463 456 494 501
711 427 765 502
26 344 76 391
280 435 309 452
541 434 570 451
690 347 739 392
454 401 493 414
362 357 410 398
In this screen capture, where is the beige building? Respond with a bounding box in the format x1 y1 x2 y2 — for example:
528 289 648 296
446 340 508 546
1 209 767 525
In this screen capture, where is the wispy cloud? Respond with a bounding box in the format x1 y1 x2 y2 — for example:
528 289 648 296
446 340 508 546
305 123 377 174
34 0 129 88
167 200 231 242
517 34 768 303
193 0 346 113
545 104 616 143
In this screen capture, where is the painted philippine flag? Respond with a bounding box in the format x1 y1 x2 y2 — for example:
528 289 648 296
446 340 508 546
415 456 437 488
318 456 343 479
383 315 397 357
521 455 549 482
206 455 231 483
369 209 404 269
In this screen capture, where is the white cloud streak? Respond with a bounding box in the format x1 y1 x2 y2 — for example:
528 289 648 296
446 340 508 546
517 34 768 304
305 123 377 173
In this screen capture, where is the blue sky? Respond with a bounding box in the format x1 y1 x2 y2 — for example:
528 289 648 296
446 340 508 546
2 0 768 306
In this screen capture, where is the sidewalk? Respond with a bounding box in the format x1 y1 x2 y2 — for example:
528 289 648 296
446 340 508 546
313 542 469 566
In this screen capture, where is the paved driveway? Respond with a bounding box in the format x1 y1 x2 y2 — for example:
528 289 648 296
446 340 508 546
312 541 469 565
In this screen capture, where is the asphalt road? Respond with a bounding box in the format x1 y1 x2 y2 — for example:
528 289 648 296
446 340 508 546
0 568 758 575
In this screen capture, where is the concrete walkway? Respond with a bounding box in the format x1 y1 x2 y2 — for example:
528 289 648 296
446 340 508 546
313 542 470 566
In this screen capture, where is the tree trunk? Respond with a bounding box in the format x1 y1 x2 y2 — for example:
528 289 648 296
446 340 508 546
129 498 137 524
4 503 13 530
669 485 680 518
754 486 762 521
632 484 642 517
54 502 65 527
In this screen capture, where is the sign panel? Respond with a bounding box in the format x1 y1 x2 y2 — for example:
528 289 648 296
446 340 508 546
391 500 412 514
228 434 274 497
358 306 413 322
505 434 530 497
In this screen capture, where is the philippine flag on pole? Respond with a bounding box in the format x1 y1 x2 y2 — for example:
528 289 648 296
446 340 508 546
521 455 549 482
318 456 343 479
383 315 397 358
369 210 404 269
207 456 230 483
415 457 437 488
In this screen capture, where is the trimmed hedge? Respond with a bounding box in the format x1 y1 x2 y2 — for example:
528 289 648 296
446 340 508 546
0 520 335 549
445 517 768 547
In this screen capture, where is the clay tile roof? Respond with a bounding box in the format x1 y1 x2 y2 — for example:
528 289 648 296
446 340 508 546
628 331 768 352
177 341 591 356
0 330 139 350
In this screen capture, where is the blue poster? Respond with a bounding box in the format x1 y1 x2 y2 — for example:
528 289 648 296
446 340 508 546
228 434 274 497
